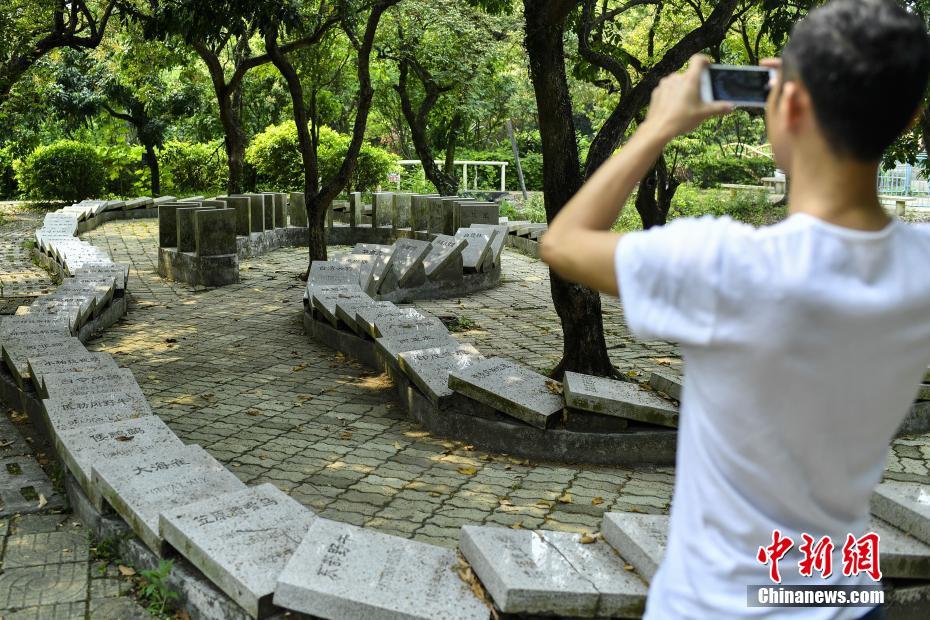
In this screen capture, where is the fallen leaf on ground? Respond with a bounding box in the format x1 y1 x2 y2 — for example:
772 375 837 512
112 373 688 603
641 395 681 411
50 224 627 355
114 435 133 442
624 564 635 571
510 521 523 529
118 565 136 577
292 364 306 372
457 466 478 475
339 431 353 440
579 533 597 544
557 493 573 504
591 496 604 505
37 494 47 509
544 379 563 395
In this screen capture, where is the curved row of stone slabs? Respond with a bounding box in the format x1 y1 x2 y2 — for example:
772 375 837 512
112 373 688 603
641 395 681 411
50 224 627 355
8 200 930 619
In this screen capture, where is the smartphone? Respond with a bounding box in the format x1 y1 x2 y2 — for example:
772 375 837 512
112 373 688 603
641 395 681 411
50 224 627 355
700 64 776 108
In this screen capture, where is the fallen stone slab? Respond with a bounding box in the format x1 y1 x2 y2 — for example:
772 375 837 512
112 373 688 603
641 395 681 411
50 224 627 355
398 343 485 405
601 512 667 582
355 303 418 339
0 316 73 346
15 301 81 333
27 352 120 396
448 357 564 429
423 235 466 281
274 517 489 620
460 526 647 618
75 264 129 292
871 481 930 546
311 288 371 328
648 371 682 401
335 253 377 291
384 238 432 289
307 261 360 287
57 276 115 309
2 336 89 387
305 282 362 309
871 516 930 579
375 332 460 362
41 367 140 400
369 250 399 296
454 228 496 272
335 297 386 336
469 224 508 267
92 444 247 555
160 483 317 619
563 372 678 428
373 313 448 341
54 415 184 510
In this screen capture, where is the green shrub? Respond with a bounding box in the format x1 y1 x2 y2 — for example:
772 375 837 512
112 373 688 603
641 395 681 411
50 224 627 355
96 144 149 198
15 140 106 201
454 148 544 192
247 122 399 193
161 141 227 196
686 155 773 188
0 145 18 199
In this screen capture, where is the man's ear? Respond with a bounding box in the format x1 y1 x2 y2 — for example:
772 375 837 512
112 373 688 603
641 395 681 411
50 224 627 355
781 81 810 133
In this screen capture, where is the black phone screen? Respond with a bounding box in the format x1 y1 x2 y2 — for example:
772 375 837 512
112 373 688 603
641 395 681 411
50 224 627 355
709 68 771 103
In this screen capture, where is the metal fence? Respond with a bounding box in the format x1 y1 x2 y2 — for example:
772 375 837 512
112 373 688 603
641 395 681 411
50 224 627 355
878 155 930 208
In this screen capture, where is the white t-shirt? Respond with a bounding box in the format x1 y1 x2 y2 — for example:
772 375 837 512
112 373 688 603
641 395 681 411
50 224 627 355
616 213 930 619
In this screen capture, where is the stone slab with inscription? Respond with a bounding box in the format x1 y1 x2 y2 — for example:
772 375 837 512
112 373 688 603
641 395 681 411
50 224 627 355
469 224 508 267
460 525 647 618
423 235 466 280
55 416 183 510
335 253 377 291
454 228 497 272
308 261 360 287
870 516 930 579
354 304 417 339
41 367 139 400
448 357 563 429
274 517 489 620
871 481 930 546
563 372 678 428
373 313 447 341
601 512 668 582
376 333 460 362
0 317 72 350
44 390 153 436
92 444 247 555
312 288 371 328
160 483 317 619
27 352 120 396
2 337 88 387
398 343 485 404
382 239 432 290
648 371 682 401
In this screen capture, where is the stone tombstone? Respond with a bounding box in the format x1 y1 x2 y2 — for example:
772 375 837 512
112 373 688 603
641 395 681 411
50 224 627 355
308 261 360 287
470 223 508 267
369 251 399 297
176 206 216 252
601 512 668 582
312 288 370 328
447 357 564 429
273 518 489 620
409 194 438 232
375 333 460 361
91 444 247 555
76 264 129 292
15 301 83 333
42 367 139 400
2 337 88 387
55 415 183 510
158 203 191 247
422 235 467 281
398 343 484 404
219 195 252 237
374 313 448 341
563 372 679 428
427 196 453 235
349 192 363 227
460 526 647 618
871 481 930 546
869 516 930 579
354 304 416 339
160 484 317 618
371 192 394 229
27 352 120 399
0 316 72 350
392 193 413 229
195 208 238 257
335 253 377 292
246 194 266 233
289 192 308 227
336 298 388 336
455 201 498 231
274 193 287 227
649 371 682 401
382 238 432 290
454 227 497 272
260 194 276 229
57 276 115 309
352 243 393 256
44 390 153 435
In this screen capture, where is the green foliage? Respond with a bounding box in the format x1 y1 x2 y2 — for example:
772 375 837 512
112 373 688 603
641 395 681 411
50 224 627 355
15 140 105 201
686 155 773 189
160 141 227 196
246 122 399 193
0 144 18 199
454 148 544 192
499 193 547 223
138 559 179 617
96 144 149 198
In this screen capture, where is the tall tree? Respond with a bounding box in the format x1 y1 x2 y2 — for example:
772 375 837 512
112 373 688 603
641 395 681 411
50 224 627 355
0 0 117 101
265 0 398 271
523 0 744 378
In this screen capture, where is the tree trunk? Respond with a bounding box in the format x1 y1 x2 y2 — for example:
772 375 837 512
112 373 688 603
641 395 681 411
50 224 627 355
634 155 679 229
144 143 161 196
524 0 615 379
195 45 247 195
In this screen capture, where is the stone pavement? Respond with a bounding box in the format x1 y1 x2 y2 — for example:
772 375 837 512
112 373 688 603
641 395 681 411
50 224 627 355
3 213 930 618
0 512 149 619
0 204 54 313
